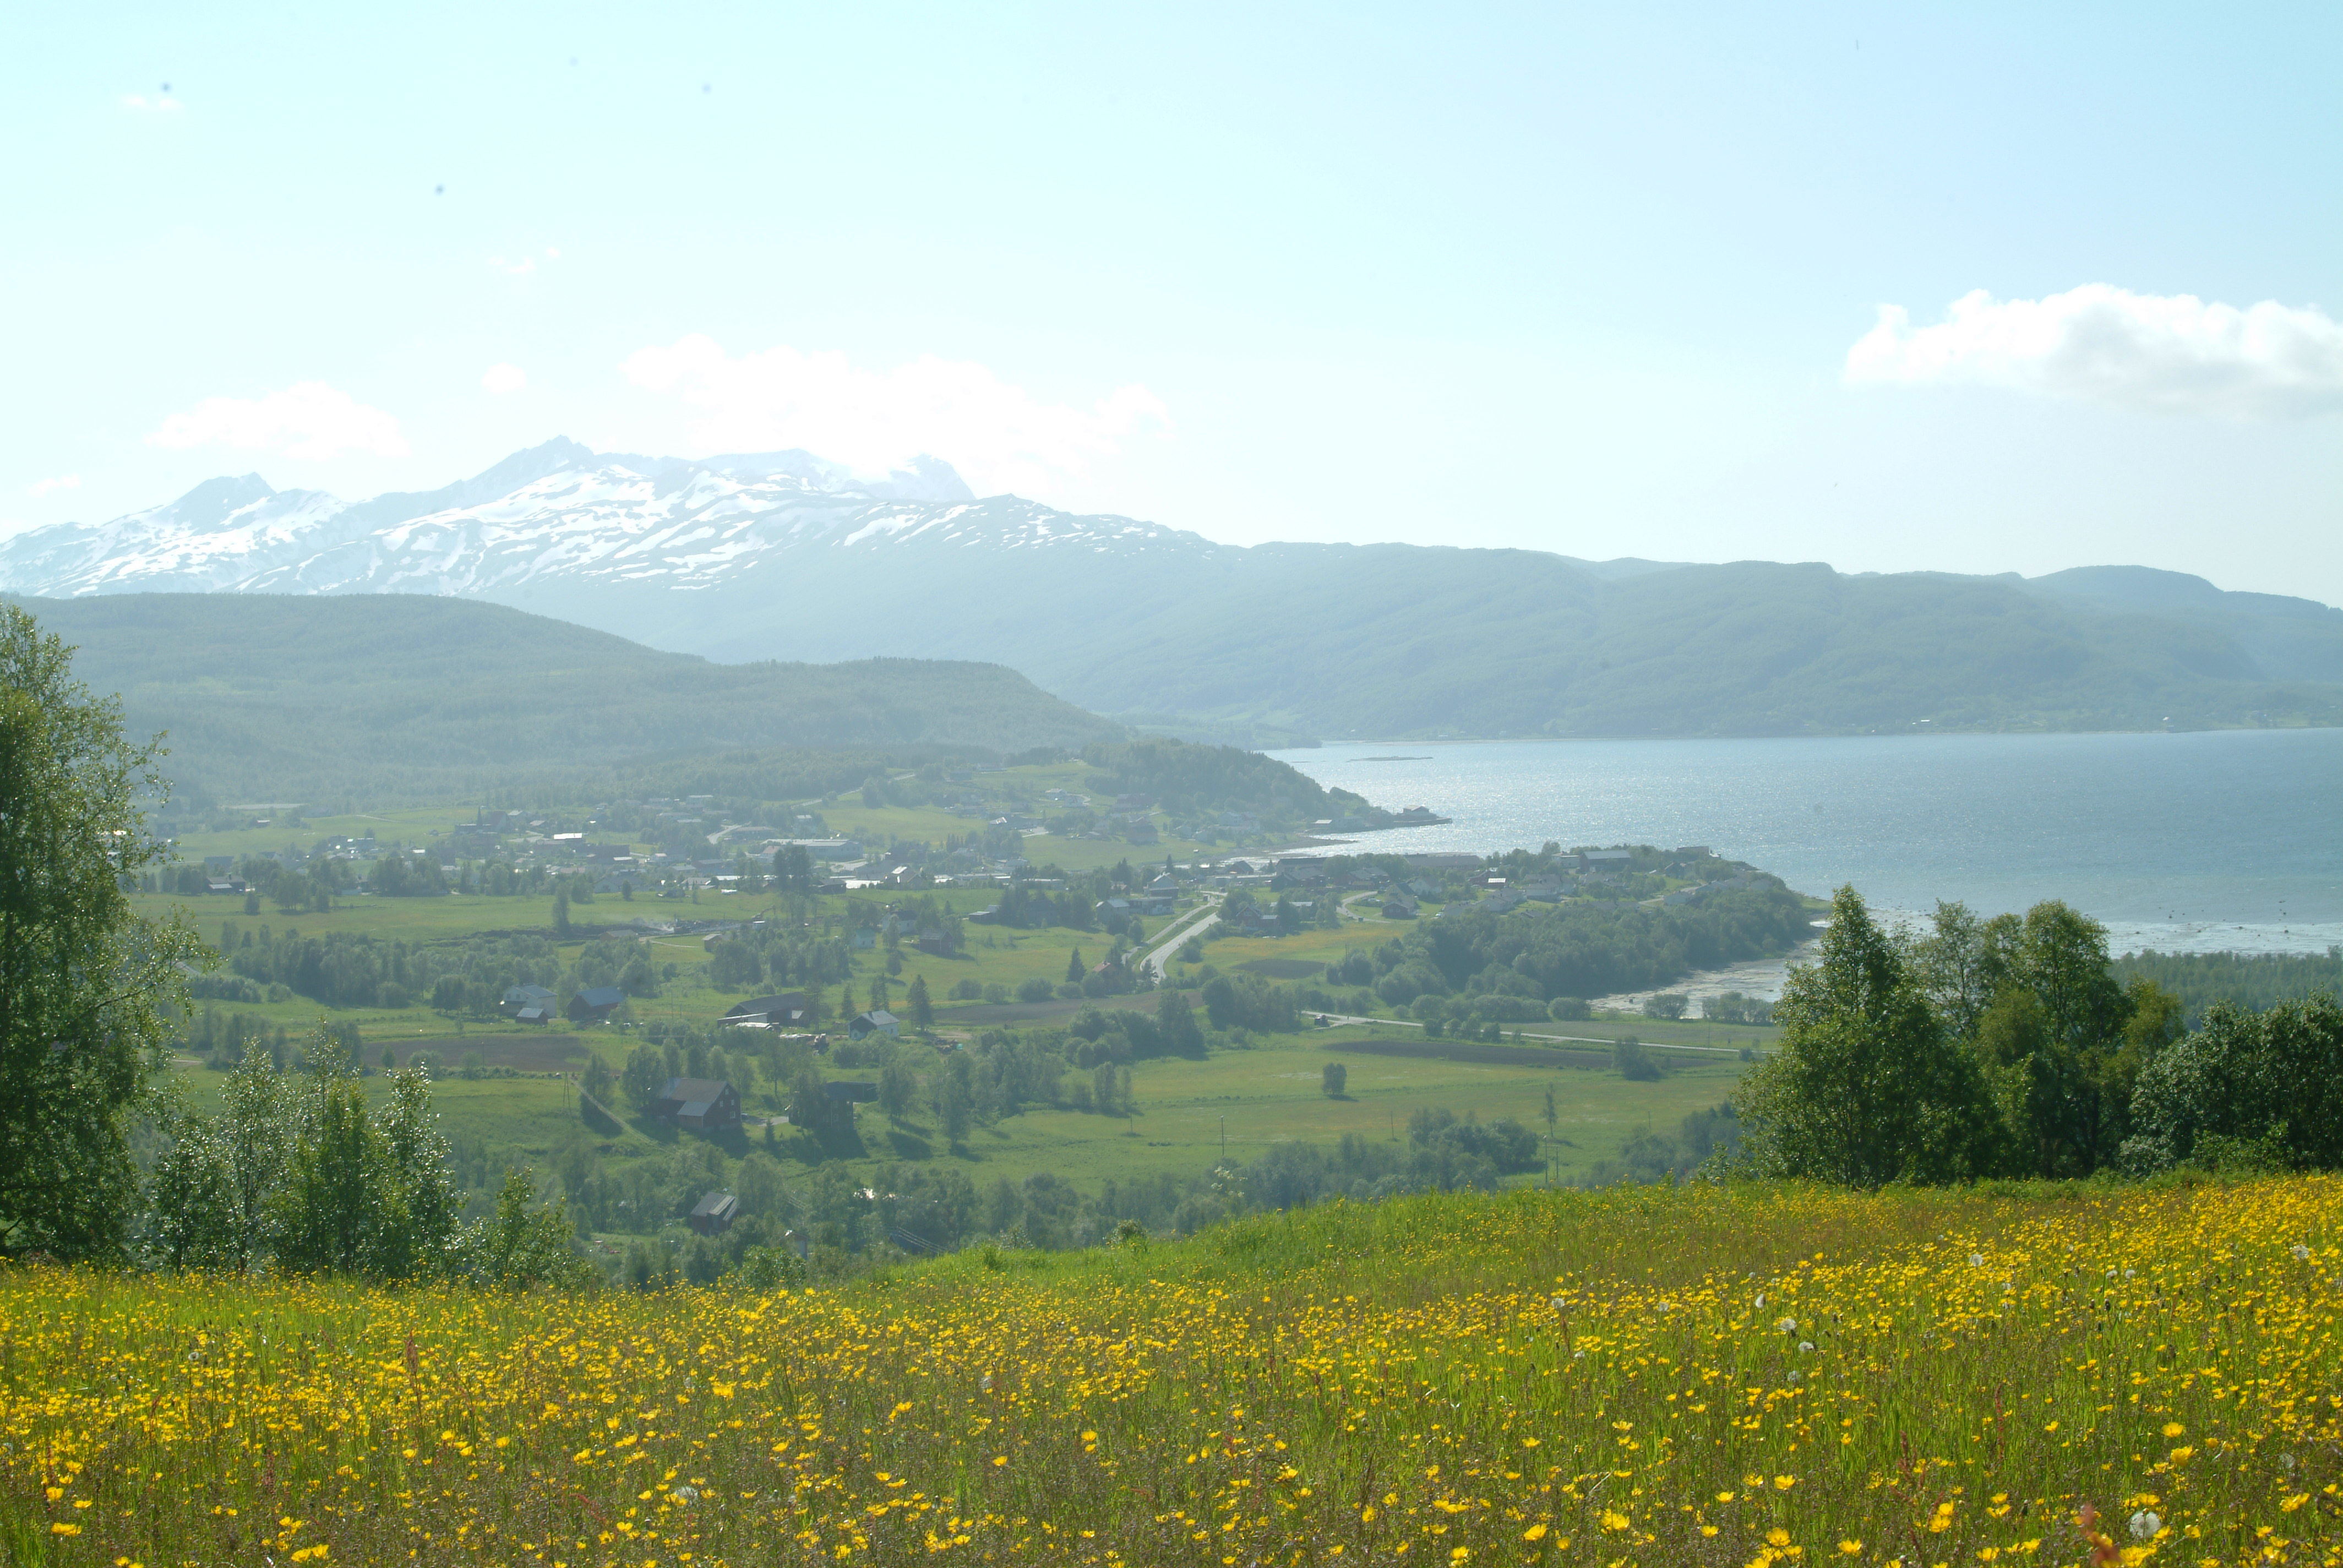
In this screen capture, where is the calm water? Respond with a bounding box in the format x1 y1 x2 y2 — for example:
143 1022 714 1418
1269 730 2343 970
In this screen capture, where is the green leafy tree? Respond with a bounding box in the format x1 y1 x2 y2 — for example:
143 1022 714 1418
266 1037 463 1279
0 606 201 1258
878 1058 917 1120
1321 1061 1347 1098
620 1046 667 1113
1614 1036 1661 1080
1736 886 1999 1186
1919 899 2149 1176
273 1072 394 1275
464 1168 595 1289
907 973 933 1027
581 1053 616 1103
1157 988 1205 1058
2124 997 2343 1173
935 1055 974 1145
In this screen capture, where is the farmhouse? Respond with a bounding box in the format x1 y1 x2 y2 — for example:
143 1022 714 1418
652 1076 742 1131
848 1009 901 1039
688 1191 739 1235
723 991 813 1028
567 986 625 1022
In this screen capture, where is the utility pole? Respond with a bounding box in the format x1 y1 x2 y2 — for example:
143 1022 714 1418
1219 1115 1225 1162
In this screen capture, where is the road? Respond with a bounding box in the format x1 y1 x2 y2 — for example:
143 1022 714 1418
1138 894 1224 982
1307 1013 1742 1055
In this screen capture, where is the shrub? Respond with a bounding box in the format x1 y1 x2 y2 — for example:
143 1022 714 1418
1614 1037 1663 1081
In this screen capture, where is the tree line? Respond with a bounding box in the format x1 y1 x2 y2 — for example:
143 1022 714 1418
1736 888 2343 1184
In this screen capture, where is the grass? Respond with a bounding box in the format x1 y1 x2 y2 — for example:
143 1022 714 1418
145 802 1796 1239
854 1023 1744 1191
5 1175 2335 1565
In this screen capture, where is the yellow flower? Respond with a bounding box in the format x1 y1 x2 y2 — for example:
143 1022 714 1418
1523 1523 1548 1541
1839 1543 1864 1556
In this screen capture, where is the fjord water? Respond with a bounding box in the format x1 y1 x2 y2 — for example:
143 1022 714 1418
1272 729 2343 958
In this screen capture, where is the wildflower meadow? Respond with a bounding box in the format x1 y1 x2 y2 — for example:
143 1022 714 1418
2 1175 2336 1566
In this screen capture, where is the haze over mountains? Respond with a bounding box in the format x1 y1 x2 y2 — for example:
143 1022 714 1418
6 439 2338 742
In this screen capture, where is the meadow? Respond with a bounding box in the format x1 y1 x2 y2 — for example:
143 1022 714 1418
5 1175 2335 1566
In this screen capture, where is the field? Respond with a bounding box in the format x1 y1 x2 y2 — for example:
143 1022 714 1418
852 1024 1747 1190
146 781 1800 1240
6 1175 2336 1566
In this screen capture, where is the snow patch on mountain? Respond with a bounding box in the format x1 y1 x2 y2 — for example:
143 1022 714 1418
0 440 1208 603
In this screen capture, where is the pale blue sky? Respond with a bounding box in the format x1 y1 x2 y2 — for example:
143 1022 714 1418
4 3 2337 598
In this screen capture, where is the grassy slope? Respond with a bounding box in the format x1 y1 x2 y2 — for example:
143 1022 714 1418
7 1177 2333 1565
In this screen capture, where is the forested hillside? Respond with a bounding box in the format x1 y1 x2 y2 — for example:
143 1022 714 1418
11 594 1120 805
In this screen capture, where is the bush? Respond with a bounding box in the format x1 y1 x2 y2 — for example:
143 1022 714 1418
950 978 982 1000
1642 993 1689 1021
1016 978 1056 1003
1547 997 1592 1021
983 983 1010 1004
1615 1037 1663 1081
2124 997 2343 1173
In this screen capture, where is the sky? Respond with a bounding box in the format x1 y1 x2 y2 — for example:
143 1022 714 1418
4 2 2339 601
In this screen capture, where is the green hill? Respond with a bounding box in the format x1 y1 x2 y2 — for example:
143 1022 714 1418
11 593 1122 805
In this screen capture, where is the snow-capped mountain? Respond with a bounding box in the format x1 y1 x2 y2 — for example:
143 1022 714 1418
0 438 1208 606
14 440 2336 742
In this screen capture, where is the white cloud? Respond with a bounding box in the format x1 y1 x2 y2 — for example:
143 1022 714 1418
1845 285 2343 418
487 254 536 276
148 382 410 460
623 335 1172 494
121 94 182 112
28 474 80 496
481 363 528 395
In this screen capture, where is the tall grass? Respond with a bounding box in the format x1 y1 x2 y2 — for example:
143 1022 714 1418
1 1175 2335 1565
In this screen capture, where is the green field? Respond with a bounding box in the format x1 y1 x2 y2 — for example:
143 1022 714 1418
152 777 1795 1257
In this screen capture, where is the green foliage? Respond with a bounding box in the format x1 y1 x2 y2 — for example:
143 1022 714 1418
2124 997 2343 1174
1736 887 1999 1186
1079 738 1375 829
1613 1037 1662 1081
621 1047 666 1113
0 604 201 1259
2112 948 2342 1021
1321 1061 1347 1098
1910 899 2173 1178
1369 877 1808 1006
1200 971 1299 1033
466 1168 597 1290
144 1032 488 1280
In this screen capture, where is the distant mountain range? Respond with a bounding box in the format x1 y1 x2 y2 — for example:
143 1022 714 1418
6 438 2338 739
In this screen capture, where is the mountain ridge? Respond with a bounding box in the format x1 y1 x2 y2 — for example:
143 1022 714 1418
6 440 2337 740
